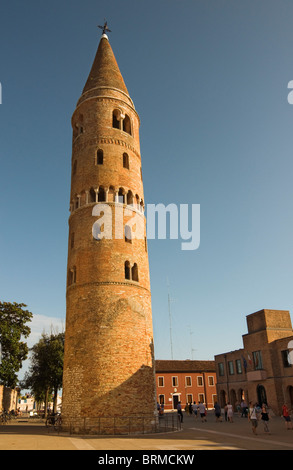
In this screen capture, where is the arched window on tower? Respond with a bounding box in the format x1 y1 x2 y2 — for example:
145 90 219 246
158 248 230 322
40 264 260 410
98 186 106 202
118 188 125 204
68 266 76 286
132 263 139 282
125 261 131 280
108 186 115 202
97 149 104 165
123 153 129 169
73 114 84 139
113 109 121 129
125 225 132 244
89 188 96 203
127 190 133 206
123 114 131 135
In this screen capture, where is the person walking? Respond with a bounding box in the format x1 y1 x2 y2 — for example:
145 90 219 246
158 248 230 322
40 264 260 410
214 402 222 422
177 401 183 423
261 403 270 434
248 402 258 435
189 402 193 415
282 403 293 430
241 400 248 417
198 402 207 422
227 402 233 423
224 403 228 421
192 401 198 419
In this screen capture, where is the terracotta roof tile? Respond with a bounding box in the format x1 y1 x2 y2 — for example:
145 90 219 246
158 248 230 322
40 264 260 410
155 359 216 373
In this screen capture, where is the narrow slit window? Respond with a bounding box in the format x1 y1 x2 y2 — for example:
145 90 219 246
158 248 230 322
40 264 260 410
68 266 76 286
132 263 139 282
123 153 129 169
97 149 103 165
125 261 131 280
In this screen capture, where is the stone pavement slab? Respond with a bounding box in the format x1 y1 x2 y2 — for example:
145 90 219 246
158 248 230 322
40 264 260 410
0 412 292 451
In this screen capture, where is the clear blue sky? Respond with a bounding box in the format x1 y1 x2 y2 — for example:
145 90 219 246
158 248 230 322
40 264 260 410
1 0 293 377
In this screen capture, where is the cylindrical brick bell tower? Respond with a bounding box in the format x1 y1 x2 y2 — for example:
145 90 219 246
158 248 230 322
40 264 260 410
61 29 157 433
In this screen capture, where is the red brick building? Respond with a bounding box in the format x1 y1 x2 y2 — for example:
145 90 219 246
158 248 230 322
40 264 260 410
215 309 293 415
155 360 217 411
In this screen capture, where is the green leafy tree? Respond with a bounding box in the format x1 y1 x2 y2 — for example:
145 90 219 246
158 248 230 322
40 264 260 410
46 332 64 411
0 302 33 388
22 331 64 415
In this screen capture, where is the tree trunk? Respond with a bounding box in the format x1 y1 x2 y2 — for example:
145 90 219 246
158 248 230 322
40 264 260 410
53 387 58 414
44 388 49 418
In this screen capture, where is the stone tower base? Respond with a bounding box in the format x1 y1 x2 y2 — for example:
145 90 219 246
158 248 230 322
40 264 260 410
62 414 159 435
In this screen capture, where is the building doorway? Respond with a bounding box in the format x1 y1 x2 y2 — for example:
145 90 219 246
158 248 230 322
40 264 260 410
172 394 179 410
288 386 293 408
257 384 267 405
219 390 227 408
230 389 237 410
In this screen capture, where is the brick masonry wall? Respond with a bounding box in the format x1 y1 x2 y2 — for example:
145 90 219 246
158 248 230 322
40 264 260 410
61 37 157 432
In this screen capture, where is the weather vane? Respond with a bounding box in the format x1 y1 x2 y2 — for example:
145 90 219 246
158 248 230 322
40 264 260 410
98 20 112 35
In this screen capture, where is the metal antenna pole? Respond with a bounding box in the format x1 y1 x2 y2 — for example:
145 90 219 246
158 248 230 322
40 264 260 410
192 348 197 360
188 325 197 359
189 327 193 359
187 326 193 359
167 278 174 360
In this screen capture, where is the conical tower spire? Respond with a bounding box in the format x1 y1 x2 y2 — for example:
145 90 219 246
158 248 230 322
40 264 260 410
78 32 130 106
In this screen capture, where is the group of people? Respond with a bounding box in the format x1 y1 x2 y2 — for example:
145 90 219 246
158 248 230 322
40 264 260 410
156 402 165 416
1 408 21 417
177 401 208 423
217 401 293 435
241 401 293 435
247 402 270 435
175 400 293 435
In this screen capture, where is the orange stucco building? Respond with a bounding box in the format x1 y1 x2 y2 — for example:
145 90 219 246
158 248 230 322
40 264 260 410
155 360 217 411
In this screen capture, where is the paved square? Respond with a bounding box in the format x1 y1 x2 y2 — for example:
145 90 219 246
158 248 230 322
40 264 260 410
0 411 293 451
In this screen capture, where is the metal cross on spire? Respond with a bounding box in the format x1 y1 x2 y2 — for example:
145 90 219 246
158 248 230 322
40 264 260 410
98 20 112 35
